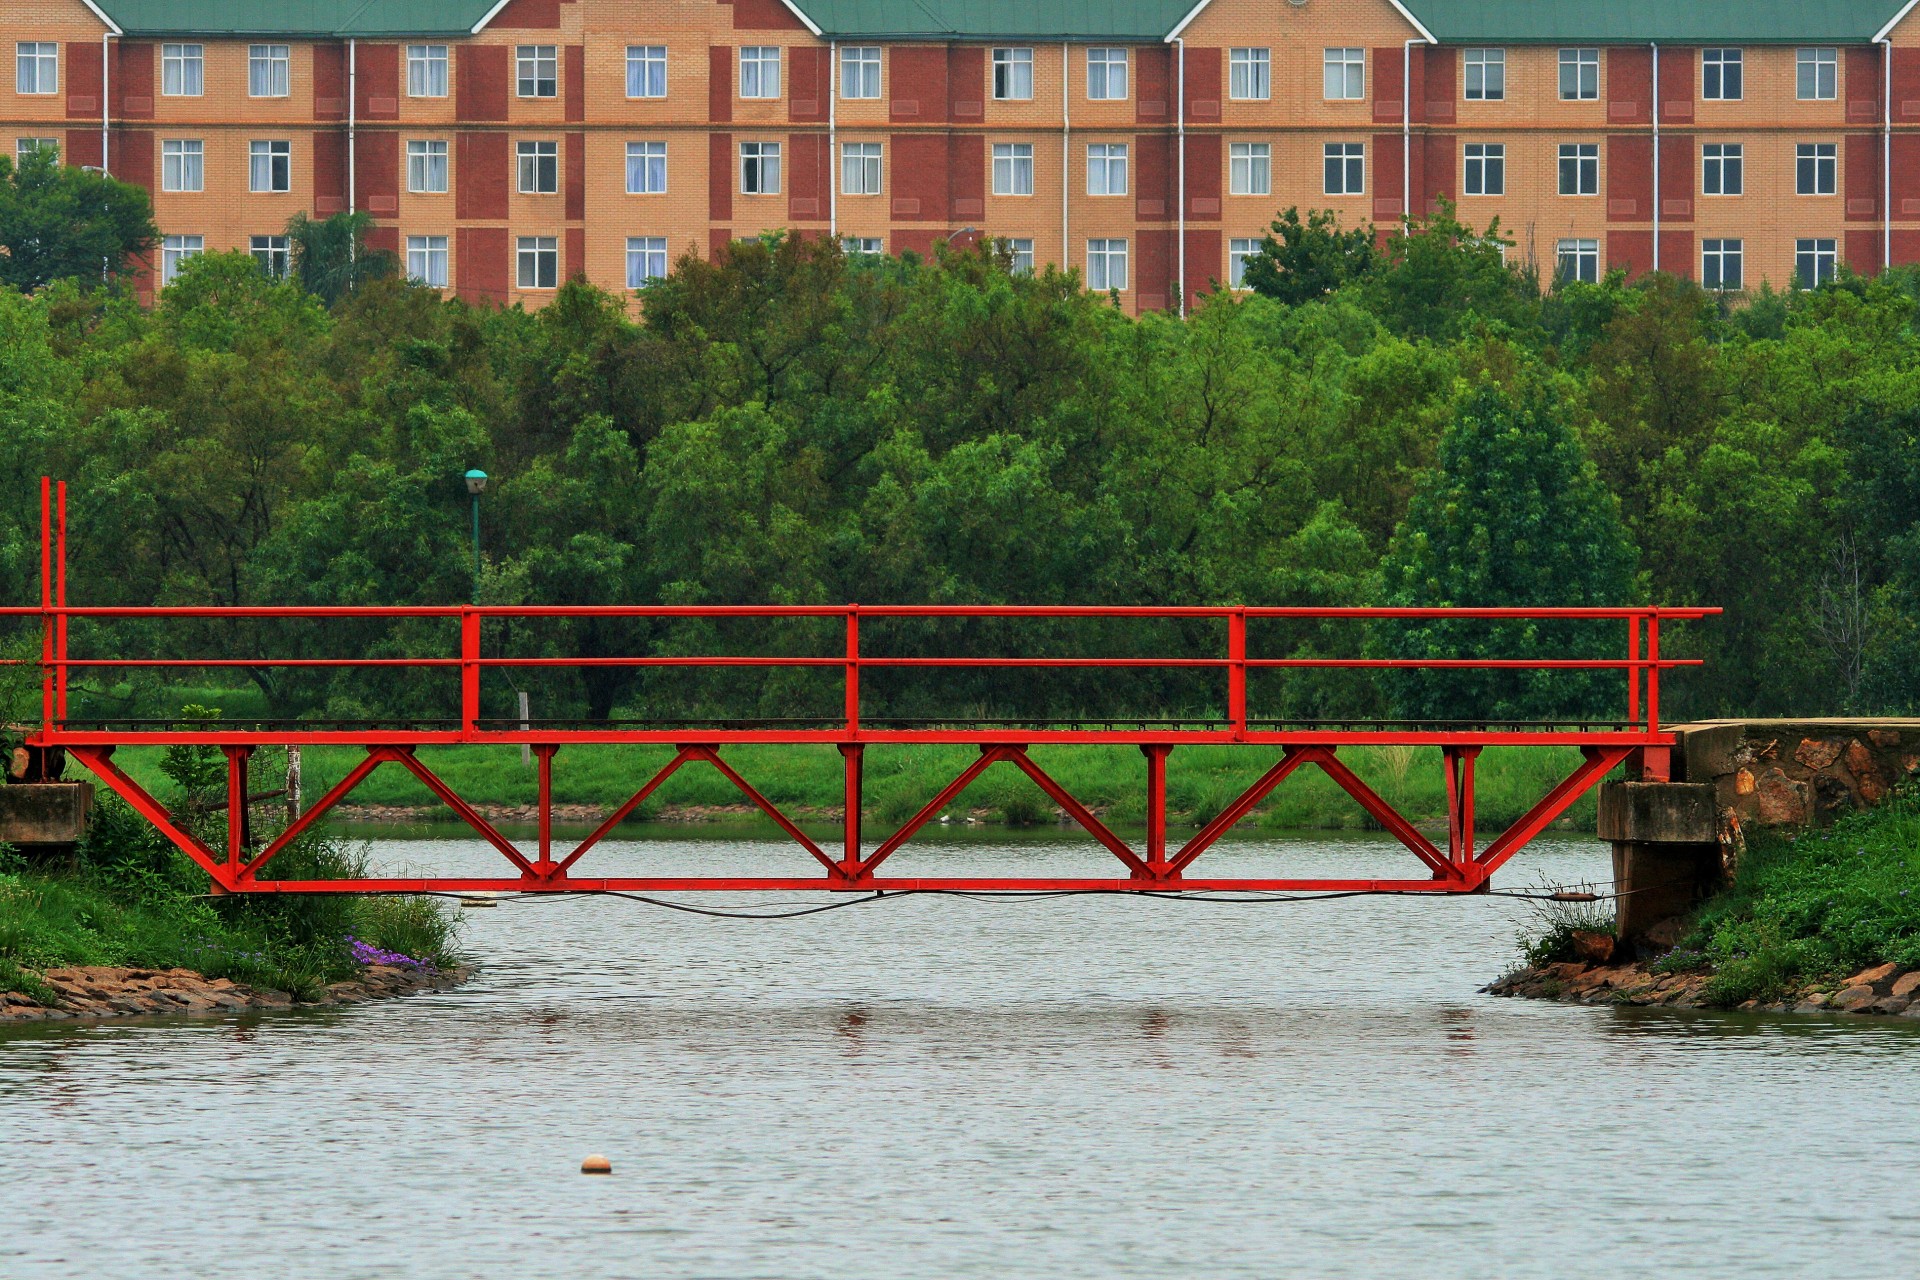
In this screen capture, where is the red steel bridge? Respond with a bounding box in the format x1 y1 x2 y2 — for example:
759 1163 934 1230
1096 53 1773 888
9 480 1715 897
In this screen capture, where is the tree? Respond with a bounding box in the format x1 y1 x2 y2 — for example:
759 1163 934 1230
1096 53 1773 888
285 211 396 307
1372 381 1640 722
1359 198 1533 341
0 146 156 291
1240 207 1375 305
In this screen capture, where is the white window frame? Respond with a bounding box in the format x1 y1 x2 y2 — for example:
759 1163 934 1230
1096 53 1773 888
1229 48 1270 101
992 47 1034 101
842 236 884 255
1559 48 1599 101
517 235 559 289
16 43 58 96
1797 48 1837 101
626 236 668 287
841 46 881 100
161 234 203 285
740 46 781 100
626 45 666 99
162 44 204 97
517 45 558 98
407 234 449 287
1559 143 1598 196
1087 238 1127 291
992 142 1034 196
1702 143 1742 196
740 140 781 194
626 141 667 194
1087 48 1128 101
1228 238 1258 289
841 141 881 195
517 139 559 194
1086 143 1127 196
250 139 291 194
1795 237 1836 288
15 138 59 162
1556 238 1599 283
250 234 290 279
407 139 448 194
1229 142 1270 196
1702 48 1741 101
161 138 204 193
1463 142 1504 196
1796 143 1836 196
1324 48 1365 101
408 45 449 98
1006 237 1034 273
1701 238 1742 290
1324 142 1364 196
248 44 290 98
1464 48 1504 101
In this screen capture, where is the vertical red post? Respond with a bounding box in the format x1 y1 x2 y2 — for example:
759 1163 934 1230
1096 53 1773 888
844 605 860 734
1227 608 1247 739
1142 743 1171 876
224 746 251 866
1443 746 1479 871
839 743 863 877
38 477 52 733
55 481 67 722
1626 615 1641 725
535 744 557 873
460 607 481 736
1645 612 1661 738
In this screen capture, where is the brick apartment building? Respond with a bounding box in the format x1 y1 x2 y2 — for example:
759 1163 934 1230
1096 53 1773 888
6 0 1920 311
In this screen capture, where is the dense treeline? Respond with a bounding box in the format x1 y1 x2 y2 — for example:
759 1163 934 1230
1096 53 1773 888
2 202 1916 726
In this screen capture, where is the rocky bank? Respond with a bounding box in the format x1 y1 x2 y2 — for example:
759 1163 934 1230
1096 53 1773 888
1487 958 1920 1017
1 961 471 1023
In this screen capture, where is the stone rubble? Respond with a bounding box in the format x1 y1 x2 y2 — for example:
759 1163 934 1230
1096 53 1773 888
0 962 471 1023
1486 959 1920 1017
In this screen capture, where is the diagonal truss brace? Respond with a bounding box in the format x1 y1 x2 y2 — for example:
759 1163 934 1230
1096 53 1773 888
69 744 226 881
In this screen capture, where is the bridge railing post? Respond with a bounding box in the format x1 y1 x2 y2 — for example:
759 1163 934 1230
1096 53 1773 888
1228 608 1247 739
1626 614 1642 726
844 604 859 735
38 476 52 736
460 607 481 737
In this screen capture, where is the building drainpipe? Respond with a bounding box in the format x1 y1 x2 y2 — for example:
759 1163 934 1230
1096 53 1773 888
828 40 837 240
1176 37 1186 315
100 34 111 174
1402 37 1419 230
1881 35 1893 271
1651 42 1660 273
348 39 358 216
1062 43 1070 277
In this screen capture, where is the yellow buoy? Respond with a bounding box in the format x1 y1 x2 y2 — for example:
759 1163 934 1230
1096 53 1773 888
581 1154 612 1175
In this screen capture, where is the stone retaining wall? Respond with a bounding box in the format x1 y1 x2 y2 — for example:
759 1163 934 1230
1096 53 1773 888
1 962 470 1022
1673 719 1920 831
1488 960 1920 1017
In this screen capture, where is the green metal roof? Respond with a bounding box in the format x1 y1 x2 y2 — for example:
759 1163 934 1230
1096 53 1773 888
778 0 1197 42
1404 0 1908 45
97 0 495 37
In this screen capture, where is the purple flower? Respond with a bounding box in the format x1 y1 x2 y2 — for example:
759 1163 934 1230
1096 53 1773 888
345 935 433 971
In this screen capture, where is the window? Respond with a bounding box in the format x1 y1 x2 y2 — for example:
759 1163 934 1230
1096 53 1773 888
249 45 290 98
1324 48 1364 100
1005 237 1034 273
517 45 557 98
405 45 448 98
16 43 57 95
741 140 781 194
1229 238 1258 289
16 138 58 162
1701 238 1742 290
626 236 668 287
1087 238 1127 291
161 234 202 286
1229 142 1270 196
626 141 666 194
626 46 666 99
841 46 880 99
407 235 449 287
740 46 780 99
161 139 203 192
1797 143 1836 195
518 140 558 194
1087 143 1127 196
1559 143 1598 195
842 237 884 255
162 44 203 96
1795 238 1836 287
1702 48 1741 101
1559 48 1599 101
251 235 290 279
517 236 559 289
1463 143 1504 195
993 48 1033 100
1797 48 1836 101
1087 48 1127 100
842 141 881 194
1324 142 1364 195
993 142 1034 195
1702 143 1742 195
407 139 448 193
1464 48 1504 100
1556 238 1599 283
250 140 291 193
1229 48 1270 100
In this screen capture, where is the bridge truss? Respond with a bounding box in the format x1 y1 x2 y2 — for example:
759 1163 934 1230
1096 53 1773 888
10 480 1715 896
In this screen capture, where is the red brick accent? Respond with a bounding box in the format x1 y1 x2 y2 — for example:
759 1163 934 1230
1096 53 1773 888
1372 133 1422 223
788 46 827 122
1895 49 1920 121
1137 228 1172 309
566 227 586 280
364 224 399 256
1182 46 1221 122
1185 133 1221 219
709 47 733 123
457 226 509 304
1659 134 1694 222
1853 227 1920 270
1134 132 1172 220
891 133 949 220
565 132 585 219
1137 45 1171 123
1422 133 1455 210
1607 229 1694 280
1608 134 1652 222
63 127 101 169
354 131 400 215
1892 134 1920 214
1658 47 1694 122
787 131 827 221
891 47 948 124
1424 47 1456 124
1845 133 1882 221
110 129 153 191
948 47 984 121
64 42 102 120
1372 47 1416 124
948 134 984 220
731 0 807 30
113 43 155 120
565 45 586 122
1846 46 1883 125
1608 47 1651 125
491 0 561 28
314 44 346 122
709 227 733 258
890 227 941 257
1184 228 1221 308
456 132 509 219
457 46 510 122
355 44 400 121
709 132 733 220
314 130 347 215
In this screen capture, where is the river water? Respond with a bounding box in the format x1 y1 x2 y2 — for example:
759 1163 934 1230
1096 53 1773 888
4 828 1919 1278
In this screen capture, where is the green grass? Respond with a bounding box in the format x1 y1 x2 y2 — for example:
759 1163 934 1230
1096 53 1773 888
1683 783 1920 1006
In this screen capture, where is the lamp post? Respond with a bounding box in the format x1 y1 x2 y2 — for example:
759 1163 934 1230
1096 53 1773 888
464 469 487 603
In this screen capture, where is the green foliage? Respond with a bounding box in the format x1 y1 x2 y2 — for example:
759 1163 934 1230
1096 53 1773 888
1240 207 1376 304
286 211 398 307
0 146 157 292
1515 890 1616 967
